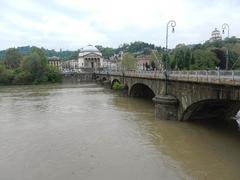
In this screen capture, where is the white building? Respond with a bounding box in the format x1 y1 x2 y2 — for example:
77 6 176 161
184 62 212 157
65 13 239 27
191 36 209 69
103 59 118 71
62 45 103 72
78 45 103 70
62 59 78 71
210 28 222 42
48 56 62 70
102 52 123 71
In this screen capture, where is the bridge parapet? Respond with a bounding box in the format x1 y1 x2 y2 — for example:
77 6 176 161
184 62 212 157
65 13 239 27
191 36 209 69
97 70 240 86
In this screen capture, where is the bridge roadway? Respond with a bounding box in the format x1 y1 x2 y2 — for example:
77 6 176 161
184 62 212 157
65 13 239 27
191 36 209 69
96 70 240 125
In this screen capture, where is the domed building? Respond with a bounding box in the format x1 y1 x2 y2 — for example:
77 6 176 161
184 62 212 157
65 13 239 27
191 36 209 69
78 45 103 70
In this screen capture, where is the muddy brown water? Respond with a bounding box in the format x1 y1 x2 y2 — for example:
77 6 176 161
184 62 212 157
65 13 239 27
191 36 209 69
0 83 240 180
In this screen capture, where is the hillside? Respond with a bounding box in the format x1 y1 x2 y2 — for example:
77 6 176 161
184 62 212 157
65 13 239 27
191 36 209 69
0 46 79 61
0 41 163 61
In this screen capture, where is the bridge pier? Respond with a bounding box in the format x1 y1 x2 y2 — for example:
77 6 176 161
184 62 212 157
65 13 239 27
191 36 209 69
153 95 178 120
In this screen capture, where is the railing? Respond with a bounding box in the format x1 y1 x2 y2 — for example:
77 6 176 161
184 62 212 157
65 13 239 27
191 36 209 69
97 70 240 85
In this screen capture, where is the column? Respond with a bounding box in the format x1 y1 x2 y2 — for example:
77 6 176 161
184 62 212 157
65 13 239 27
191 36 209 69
152 95 178 120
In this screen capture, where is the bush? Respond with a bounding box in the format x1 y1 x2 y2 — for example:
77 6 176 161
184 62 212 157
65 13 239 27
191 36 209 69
0 65 14 84
46 66 63 83
12 71 31 84
112 81 123 90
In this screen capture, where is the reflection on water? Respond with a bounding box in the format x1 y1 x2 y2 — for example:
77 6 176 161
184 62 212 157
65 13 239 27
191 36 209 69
0 83 240 180
112 96 240 179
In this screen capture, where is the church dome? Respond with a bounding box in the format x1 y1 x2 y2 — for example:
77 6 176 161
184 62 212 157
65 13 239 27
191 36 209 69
81 45 99 52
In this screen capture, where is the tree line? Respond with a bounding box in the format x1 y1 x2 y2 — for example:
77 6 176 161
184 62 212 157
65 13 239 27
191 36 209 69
118 37 240 71
0 46 79 61
166 37 240 70
1 37 240 73
0 47 62 85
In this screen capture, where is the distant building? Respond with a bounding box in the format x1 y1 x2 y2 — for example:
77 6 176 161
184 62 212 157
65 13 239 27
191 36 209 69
136 55 151 70
103 52 123 71
78 45 103 70
136 53 164 71
62 45 103 72
62 59 78 71
103 59 119 71
210 28 222 42
48 56 61 70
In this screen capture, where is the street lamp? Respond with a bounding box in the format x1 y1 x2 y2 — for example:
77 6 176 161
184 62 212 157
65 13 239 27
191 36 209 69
166 20 176 51
222 23 230 38
165 20 176 95
222 23 230 70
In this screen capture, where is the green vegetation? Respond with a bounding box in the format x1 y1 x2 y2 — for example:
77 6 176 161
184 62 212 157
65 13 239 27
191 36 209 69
4 48 23 69
0 47 62 85
112 81 123 90
166 37 240 70
149 51 162 70
97 38 240 71
0 46 78 61
95 46 115 59
1 37 240 72
121 52 137 70
96 41 163 59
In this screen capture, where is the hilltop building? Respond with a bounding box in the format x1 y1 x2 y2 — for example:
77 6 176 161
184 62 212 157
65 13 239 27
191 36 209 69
210 28 222 42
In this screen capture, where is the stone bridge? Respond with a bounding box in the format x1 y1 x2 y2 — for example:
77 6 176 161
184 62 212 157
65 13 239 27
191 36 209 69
96 70 240 125
62 72 95 83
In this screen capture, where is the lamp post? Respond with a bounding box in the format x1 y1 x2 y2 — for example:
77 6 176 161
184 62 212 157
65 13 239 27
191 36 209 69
165 20 176 95
222 23 230 70
222 23 230 38
166 20 176 51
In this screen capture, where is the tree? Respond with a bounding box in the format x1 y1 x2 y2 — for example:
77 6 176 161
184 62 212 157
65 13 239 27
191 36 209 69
45 66 62 83
191 50 219 70
0 63 14 84
162 52 171 70
173 47 192 70
31 47 48 67
101 47 115 59
21 52 48 83
151 61 156 70
228 50 240 69
149 51 163 70
175 49 185 70
121 53 137 70
4 48 23 69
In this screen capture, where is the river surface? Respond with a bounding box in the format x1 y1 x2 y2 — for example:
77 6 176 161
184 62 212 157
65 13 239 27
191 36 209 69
1 83 240 180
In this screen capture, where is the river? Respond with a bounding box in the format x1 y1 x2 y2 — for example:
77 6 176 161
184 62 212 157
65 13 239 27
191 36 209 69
0 83 240 180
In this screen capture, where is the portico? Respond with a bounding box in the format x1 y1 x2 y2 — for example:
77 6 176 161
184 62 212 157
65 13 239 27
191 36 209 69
78 45 103 70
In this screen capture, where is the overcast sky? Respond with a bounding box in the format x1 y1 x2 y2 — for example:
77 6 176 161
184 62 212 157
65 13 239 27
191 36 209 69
0 0 239 50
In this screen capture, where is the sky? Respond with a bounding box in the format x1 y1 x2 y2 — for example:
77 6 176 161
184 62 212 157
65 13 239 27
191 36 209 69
0 0 240 50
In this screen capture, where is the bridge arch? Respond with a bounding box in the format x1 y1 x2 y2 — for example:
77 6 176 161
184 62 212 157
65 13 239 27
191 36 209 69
129 83 155 100
181 99 240 124
101 76 107 82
